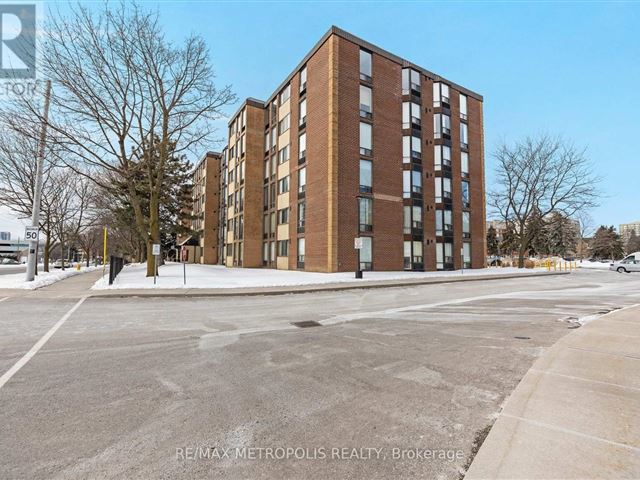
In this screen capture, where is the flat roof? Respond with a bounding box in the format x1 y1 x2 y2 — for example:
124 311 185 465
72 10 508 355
229 26 483 125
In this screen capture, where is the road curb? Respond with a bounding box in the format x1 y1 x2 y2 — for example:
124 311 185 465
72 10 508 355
88 271 570 298
464 303 640 479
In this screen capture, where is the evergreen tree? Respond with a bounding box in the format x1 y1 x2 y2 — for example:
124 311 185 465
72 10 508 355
525 208 548 256
487 226 499 256
547 212 578 257
627 230 640 253
500 223 518 256
589 226 624 259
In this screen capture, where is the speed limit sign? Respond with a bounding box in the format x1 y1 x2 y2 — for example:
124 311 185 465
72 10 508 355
24 226 39 241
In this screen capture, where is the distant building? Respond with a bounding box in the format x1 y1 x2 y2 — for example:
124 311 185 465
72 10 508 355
0 231 10 241
0 238 29 260
620 221 640 243
178 152 222 264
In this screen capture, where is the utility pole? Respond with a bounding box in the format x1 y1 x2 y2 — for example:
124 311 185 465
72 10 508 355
26 80 52 282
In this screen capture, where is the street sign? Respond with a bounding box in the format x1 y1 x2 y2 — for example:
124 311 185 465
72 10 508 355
152 244 161 256
24 226 39 241
354 237 363 250
181 247 189 262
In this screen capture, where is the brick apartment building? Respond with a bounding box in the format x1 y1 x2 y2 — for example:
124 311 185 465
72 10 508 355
222 26 486 272
179 151 222 264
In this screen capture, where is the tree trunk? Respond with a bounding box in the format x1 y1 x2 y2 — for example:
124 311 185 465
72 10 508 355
43 234 51 272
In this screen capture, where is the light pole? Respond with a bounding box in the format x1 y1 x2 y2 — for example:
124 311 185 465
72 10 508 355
26 80 52 282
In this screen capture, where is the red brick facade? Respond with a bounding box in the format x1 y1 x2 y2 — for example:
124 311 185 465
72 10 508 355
222 27 486 272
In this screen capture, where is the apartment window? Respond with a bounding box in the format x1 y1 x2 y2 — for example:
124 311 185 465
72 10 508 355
402 102 421 129
402 68 421 95
270 212 276 232
264 131 270 152
404 240 423 270
463 211 471 239
358 197 373 232
263 242 269 263
299 99 307 127
297 238 305 268
360 122 372 156
463 242 471 268
278 175 290 194
461 152 469 178
412 170 422 195
402 135 421 162
404 205 423 234
460 94 468 120
435 177 452 203
270 156 276 177
279 84 291 105
360 85 372 119
298 167 306 194
359 159 372 193
278 114 290 135
297 201 306 233
270 128 277 150
270 241 275 262
434 145 451 171
278 145 290 164
278 240 289 257
278 207 289 225
462 180 470 208
460 123 468 150
298 133 306 162
359 236 372 271
359 49 372 82
403 170 411 198
263 213 269 235
300 66 307 93
436 242 454 270
434 113 451 138
433 82 450 107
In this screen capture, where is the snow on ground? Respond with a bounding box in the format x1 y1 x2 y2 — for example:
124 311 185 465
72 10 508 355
578 260 613 270
93 262 549 290
0 266 101 290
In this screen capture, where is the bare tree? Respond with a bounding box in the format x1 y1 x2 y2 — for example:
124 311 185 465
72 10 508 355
0 124 61 270
50 173 94 270
489 135 600 267
1 3 235 276
575 211 594 260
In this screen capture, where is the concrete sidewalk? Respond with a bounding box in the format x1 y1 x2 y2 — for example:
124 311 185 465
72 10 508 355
89 270 569 298
465 305 640 479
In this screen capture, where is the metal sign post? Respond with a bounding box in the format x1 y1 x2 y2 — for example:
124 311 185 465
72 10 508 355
181 247 187 285
354 237 363 279
461 247 465 275
152 243 161 285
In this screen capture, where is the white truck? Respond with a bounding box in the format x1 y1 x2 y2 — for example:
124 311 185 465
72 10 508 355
610 252 640 273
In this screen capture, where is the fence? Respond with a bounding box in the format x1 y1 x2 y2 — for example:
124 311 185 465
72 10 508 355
108 255 124 285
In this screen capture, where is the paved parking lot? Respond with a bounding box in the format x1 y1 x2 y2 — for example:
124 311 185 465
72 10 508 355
1 270 639 479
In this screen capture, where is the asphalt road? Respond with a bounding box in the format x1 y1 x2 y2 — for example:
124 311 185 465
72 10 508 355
0 265 26 276
0 270 639 479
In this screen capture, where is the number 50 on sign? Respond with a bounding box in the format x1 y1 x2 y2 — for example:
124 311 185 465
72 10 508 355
24 226 39 241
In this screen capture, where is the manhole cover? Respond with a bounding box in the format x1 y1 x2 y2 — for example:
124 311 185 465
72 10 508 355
291 320 322 328
514 336 531 340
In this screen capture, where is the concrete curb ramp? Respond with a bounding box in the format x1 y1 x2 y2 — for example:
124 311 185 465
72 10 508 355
465 305 640 480
89 271 569 298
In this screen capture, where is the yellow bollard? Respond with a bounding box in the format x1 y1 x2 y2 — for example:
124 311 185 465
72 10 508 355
76 262 81 271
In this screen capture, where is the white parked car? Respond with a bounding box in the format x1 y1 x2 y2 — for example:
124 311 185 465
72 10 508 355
610 252 640 273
